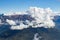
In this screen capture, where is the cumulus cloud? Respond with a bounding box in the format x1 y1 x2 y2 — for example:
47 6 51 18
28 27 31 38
6 19 16 25
6 7 59 30
11 21 29 30
27 7 55 27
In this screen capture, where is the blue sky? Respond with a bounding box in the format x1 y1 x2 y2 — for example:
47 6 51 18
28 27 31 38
0 0 60 14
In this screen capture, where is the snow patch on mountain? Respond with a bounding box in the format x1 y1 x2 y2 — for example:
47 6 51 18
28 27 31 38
6 19 16 25
33 33 42 40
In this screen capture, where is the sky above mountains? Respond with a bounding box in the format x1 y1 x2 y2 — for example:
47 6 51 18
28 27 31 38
0 0 60 14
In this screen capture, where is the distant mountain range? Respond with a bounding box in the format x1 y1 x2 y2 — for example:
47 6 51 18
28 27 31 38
0 14 60 40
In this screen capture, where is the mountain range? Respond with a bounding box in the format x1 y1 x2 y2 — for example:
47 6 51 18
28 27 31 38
0 14 60 40
0 7 60 40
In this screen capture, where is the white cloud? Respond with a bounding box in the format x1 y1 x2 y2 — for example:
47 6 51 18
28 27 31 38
11 21 29 30
4 11 28 16
6 7 60 30
4 12 14 16
27 7 55 28
6 19 16 25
